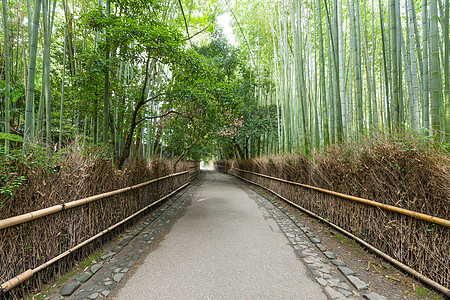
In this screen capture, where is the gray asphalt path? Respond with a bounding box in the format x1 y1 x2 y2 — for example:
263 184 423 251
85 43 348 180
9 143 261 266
112 170 326 299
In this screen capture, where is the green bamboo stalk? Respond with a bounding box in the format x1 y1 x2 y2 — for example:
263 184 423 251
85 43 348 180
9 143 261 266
315 0 330 146
422 0 430 132
327 37 335 143
402 0 415 131
391 0 400 129
409 0 424 78
379 0 392 132
356 0 364 135
338 0 347 138
371 0 380 133
93 87 98 145
347 46 354 139
294 0 309 153
360 0 377 134
269 13 282 152
407 0 421 132
282 0 291 151
103 0 110 145
26 0 31 51
325 0 343 142
19 4 28 102
312 4 322 148
42 0 52 147
396 0 405 126
2 0 11 152
430 0 442 137
83 116 88 143
350 0 363 135
59 24 67 150
289 0 300 150
37 69 45 140
442 0 450 140
23 0 42 150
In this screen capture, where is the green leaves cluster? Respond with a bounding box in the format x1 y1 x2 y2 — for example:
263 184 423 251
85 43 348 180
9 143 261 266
0 81 24 104
160 29 278 160
0 144 27 208
0 133 23 143
84 7 182 61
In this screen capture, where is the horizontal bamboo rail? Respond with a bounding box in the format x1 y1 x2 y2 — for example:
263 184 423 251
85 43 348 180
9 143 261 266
228 171 450 297
0 181 191 293
0 171 189 230
233 168 450 228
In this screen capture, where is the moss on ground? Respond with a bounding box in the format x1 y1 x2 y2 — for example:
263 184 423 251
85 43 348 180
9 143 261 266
28 251 102 300
414 286 443 300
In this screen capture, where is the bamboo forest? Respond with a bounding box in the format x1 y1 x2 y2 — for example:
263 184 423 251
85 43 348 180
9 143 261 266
1 0 450 298
1 0 450 162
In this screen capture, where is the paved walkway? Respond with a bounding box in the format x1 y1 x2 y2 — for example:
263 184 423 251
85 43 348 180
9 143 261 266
111 170 326 299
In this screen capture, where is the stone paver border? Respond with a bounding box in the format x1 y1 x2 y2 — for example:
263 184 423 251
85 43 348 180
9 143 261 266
50 175 202 299
236 178 388 300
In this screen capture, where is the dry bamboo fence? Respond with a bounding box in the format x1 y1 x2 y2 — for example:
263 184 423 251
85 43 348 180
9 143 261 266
0 164 190 299
188 160 201 179
216 162 450 295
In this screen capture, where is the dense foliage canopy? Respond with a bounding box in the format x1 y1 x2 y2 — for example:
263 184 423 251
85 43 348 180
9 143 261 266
0 0 276 166
0 0 449 165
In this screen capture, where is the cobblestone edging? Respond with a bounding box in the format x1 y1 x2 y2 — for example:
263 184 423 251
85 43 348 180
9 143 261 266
239 180 388 300
52 178 200 300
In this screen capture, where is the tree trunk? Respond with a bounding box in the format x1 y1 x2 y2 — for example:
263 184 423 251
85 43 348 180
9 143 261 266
117 55 151 169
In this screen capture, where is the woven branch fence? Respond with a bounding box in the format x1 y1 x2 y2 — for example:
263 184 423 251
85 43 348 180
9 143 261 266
0 160 192 299
216 159 449 292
